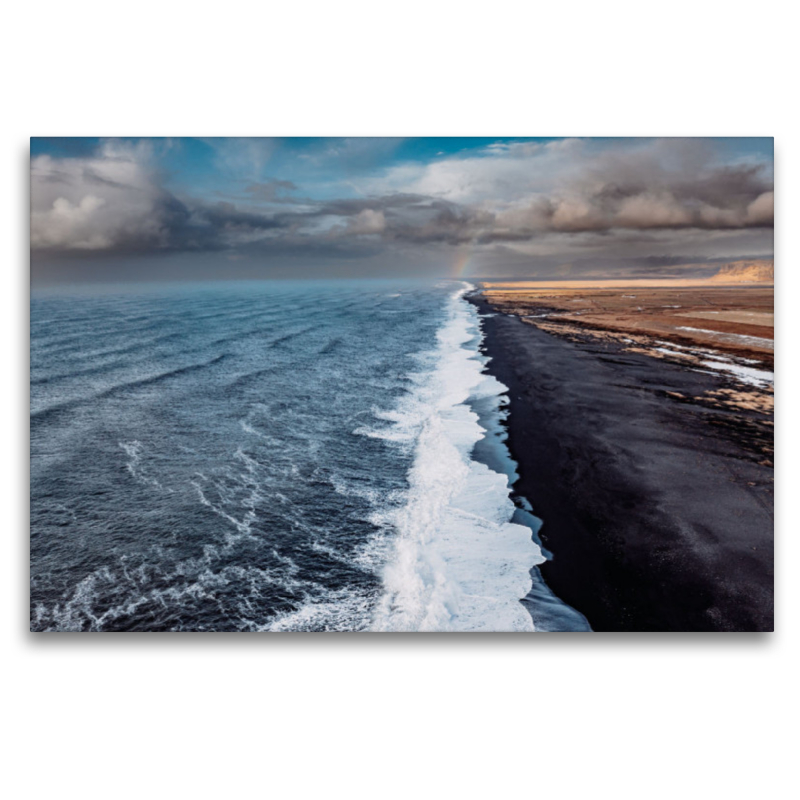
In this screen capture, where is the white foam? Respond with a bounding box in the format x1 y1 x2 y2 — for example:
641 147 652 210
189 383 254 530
369 283 542 632
264 587 377 632
118 440 171 492
188 448 266 548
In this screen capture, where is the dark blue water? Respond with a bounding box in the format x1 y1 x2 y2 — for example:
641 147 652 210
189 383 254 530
31 281 446 631
31 280 591 632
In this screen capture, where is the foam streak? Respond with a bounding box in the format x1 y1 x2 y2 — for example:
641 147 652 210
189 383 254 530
371 283 542 631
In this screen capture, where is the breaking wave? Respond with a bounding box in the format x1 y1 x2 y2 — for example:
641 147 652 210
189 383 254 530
366 284 543 631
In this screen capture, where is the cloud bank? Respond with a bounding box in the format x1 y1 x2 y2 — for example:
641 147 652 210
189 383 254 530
30 137 773 280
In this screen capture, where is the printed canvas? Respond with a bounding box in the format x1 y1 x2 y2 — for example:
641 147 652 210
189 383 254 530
30 137 774 632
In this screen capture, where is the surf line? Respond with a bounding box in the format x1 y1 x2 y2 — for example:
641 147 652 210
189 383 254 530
371 281 590 631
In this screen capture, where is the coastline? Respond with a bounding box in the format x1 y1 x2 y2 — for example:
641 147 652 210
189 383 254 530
469 292 774 632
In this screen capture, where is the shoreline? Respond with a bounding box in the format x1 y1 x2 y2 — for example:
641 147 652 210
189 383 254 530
468 292 774 632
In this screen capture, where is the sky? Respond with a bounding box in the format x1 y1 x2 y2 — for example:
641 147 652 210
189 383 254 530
30 137 774 283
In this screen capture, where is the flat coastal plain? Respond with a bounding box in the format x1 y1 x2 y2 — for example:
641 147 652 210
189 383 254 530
471 279 774 631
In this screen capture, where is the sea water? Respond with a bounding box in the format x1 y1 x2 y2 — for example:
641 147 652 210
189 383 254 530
30 280 588 631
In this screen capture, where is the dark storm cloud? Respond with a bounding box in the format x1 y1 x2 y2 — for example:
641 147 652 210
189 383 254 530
30 138 773 281
197 201 287 233
314 193 430 216
303 194 493 245
489 163 773 236
30 145 298 257
383 202 494 245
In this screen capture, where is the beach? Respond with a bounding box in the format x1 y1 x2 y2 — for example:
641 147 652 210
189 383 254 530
469 285 774 632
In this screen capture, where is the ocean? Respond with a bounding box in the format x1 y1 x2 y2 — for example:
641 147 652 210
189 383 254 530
30 280 588 632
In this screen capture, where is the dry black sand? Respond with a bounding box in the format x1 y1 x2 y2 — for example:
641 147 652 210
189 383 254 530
470 295 774 632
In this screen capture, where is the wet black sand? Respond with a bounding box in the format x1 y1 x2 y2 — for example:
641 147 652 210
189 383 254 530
470 295 774 631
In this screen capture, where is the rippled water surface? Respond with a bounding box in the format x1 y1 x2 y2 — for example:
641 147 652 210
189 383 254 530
32 281 452 630
31 280 586 632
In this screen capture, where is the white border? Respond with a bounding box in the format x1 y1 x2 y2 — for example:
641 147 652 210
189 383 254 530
4 3 797 798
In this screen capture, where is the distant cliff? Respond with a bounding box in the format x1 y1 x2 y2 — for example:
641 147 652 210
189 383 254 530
711 260 774 283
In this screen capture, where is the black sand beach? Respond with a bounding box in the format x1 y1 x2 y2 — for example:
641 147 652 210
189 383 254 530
470 295 774 632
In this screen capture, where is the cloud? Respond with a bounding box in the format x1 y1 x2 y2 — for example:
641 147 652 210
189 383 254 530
362 138 774 238
746 191 774 225
244 179 298 202
298 137 406 171
30 137 773 281
196 201 285 234
30 143 295 255
202 138 279 178
343 209 386 235
31 143 194 253
493 171 774 235
34 195 110 250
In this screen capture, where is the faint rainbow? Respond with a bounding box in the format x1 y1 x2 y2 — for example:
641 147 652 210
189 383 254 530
452 247 473 279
